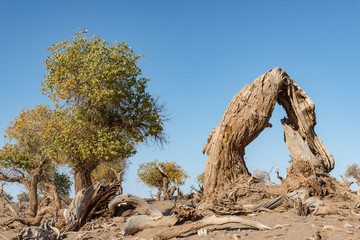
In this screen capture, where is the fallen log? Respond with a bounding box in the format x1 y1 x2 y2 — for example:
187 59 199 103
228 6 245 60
153 215 271 240
124 214 178 235
4 206 64 226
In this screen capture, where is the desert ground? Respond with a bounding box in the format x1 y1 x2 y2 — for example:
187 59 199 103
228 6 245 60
1 197 360 240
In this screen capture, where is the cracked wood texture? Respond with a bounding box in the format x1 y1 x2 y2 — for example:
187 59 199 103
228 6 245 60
202 68 334 200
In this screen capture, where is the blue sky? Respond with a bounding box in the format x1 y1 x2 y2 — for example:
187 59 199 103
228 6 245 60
0 1 359 198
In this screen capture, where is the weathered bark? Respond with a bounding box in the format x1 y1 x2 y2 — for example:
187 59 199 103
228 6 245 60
278 81 334 172
340 174 353 188
276 170 284 182
27 180 38 218
5 206 65 226
156 187 162 201
63 182 120 231
74 168 93 194
153 215 271 240
109 194 162 217
203 68 334 200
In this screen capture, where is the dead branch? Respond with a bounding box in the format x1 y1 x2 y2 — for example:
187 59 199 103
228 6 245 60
340 174 354 188
5 206 64 226
276 169 284 182
153 215 271 240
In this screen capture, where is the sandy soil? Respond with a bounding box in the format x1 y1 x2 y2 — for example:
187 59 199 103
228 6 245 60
1 199 360 240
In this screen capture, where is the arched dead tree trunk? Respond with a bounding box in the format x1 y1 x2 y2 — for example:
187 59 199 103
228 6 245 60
202 67 334 200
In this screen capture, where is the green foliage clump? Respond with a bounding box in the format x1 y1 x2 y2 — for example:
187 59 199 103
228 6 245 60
53 172 72 196
40 30 167 191
137 160 188 189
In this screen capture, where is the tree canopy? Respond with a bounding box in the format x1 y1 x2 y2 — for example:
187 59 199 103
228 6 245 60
41 30 167 193
137 160 188 189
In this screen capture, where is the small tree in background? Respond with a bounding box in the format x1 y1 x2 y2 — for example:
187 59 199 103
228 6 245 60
137 160 188 200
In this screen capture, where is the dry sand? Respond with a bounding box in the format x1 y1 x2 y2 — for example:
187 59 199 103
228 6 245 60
1 199 360 240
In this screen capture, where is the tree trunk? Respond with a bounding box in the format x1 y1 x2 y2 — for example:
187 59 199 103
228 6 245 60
158 166 169 200
28 180 38 217
156 187 162 201
202 68 334 200
74 168 93 194
51 184 61 210
162 176 169 200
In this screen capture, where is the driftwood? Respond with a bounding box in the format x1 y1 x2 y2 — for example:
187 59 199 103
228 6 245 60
202 68 334 200
153 215 271 240
63 181 121 231
109 193 162 217
340 174 354 188
5 206 64 226
14 222 60 240
125 214 178 235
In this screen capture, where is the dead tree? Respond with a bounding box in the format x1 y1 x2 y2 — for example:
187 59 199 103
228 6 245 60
202 68 334 200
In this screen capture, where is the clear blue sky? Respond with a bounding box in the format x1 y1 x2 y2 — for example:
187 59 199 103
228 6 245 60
1 1 359 199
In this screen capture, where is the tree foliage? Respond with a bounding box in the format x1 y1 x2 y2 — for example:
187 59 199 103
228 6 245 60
41 30 167 192
195 172 204 185
52 172 72 197
91 159 127 184
17 192 29 202
137 160 188 189
1 105 53 171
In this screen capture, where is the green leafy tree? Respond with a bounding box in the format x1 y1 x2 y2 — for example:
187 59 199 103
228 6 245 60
53 172 72 197
41 30 166 193
137 160 188 199
0 105 54 216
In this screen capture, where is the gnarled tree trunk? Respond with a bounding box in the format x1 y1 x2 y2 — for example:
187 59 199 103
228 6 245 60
26 180 38 218
74 168 93 194
203 68 334 200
